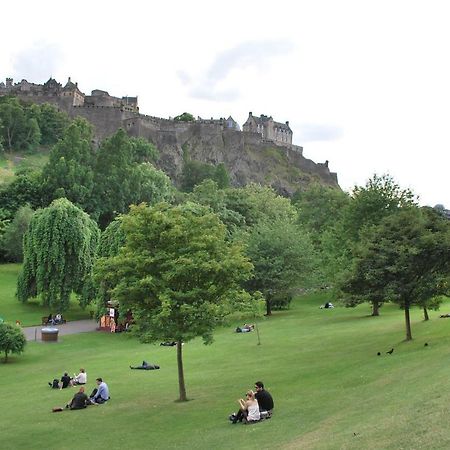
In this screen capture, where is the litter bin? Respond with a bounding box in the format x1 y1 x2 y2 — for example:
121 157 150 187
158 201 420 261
41 327 59 342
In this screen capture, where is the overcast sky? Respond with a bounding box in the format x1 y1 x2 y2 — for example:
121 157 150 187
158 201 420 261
1 0 449 207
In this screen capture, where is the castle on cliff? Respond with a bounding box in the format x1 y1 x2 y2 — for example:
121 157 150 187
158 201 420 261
0 77 300 152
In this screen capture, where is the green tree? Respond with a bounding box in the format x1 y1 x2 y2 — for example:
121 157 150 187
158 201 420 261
0 323 26 363
95 202 256 401
37 103 70 145
0 169 43 216
293 182 350 234
174 112 195 122
333 175 418 314
339 207 450 340
17 198 100 311
1 204 34 262
214 163 230 189
41 118 96 209
343 174 417 241
93 129 173 227
225 184 297 228
180 159 216 192
188 180 245 232
129 137 159 163
244 218 318 315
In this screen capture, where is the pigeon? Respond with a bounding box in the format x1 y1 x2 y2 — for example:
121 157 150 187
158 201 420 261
377 352 381 356
424 342 428 347
386 348 394 354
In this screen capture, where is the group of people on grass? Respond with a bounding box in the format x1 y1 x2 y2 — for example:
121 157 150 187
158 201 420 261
53 378 110 411
48 368 110 410
48 368 87 389
66 378 110 409
229 381 274 424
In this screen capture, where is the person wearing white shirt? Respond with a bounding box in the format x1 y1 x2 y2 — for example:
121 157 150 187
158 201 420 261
72 368 87 386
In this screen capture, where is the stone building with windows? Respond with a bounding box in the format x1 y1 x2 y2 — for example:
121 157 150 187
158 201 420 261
242 112 293 145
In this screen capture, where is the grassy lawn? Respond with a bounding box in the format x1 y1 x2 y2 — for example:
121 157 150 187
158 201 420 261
2 263 450 449
0 264 92 326
0 149 49 186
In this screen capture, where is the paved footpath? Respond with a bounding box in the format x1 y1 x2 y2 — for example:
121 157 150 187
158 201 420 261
23 320 99 341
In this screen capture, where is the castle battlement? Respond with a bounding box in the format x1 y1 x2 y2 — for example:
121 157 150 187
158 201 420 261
0 76 301 154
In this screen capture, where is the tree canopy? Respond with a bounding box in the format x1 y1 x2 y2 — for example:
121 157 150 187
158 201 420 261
95 202 257 401
0 323 26 363
244 217 319 315
17 198 100 311
339 207 450 340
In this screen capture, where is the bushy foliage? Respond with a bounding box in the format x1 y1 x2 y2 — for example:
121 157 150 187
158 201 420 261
173 112 195 122
41 118 96 208
95 202 259 400
1 204 34 262
181 160 230 192
338 207 450 339
17 198 100 311
0 323 26 363
0 97 69 152
243 217 319 315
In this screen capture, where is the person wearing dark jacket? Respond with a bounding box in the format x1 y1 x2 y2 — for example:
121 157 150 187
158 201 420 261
60 372 71 389
67 387 89 410
254 381 274 414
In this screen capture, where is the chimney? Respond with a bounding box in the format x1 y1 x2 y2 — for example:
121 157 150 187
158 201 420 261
6 78 13 87
286 121 289 126
249 112 252 116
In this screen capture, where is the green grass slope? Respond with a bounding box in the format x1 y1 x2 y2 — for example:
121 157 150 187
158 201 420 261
0 264 91 325
2 265 450 449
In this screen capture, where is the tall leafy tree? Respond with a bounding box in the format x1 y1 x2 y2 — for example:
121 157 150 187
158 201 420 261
17 198 100 311
1 204 34 262
37 103 70 145
93 129 173 228
95 202 256 401
335 174 418 315
339 207 450 340
244 218 319 315
0 97 40 151
0 323 26 363
41 118 96 209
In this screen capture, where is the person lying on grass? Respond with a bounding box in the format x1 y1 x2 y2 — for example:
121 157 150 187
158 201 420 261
130 361 160 370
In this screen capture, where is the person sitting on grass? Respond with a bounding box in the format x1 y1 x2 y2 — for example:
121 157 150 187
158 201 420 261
232 391 260 424
66 386 89 410
71 368 87 386
89 378 110 404
130 361 160 370
60 372 71 389
254 381 274 417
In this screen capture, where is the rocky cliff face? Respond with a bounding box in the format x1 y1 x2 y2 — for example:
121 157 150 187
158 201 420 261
68 107 339 195
141 124 339 195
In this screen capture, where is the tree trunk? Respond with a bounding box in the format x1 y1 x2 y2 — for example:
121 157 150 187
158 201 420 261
266 299 272 316
255 321 261 346
4 350 8 363
371 301 380 316
176 340 187 401
423 306 429 321
404 305 413 341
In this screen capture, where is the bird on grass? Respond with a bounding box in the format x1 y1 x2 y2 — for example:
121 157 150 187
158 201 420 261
386 348 394 354
424 342 429 347
377 352 381 356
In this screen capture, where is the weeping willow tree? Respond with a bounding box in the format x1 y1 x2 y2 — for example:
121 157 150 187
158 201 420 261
17 198 100 311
